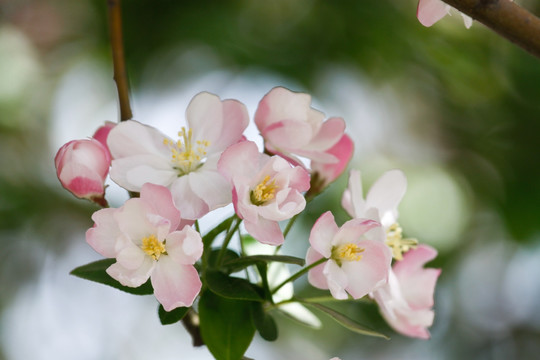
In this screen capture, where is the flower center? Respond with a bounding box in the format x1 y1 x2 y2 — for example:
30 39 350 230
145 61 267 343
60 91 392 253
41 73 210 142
141 234 167 260
250 175 278 205
385 223 417 261
332 243 365 266
163 127 210 176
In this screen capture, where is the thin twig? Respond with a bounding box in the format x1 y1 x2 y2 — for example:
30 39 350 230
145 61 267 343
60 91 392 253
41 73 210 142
442 0 540 59
107 0 133 121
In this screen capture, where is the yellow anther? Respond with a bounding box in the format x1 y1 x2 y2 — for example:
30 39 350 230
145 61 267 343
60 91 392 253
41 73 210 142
141 234 167 260
250 175 278 205
163 127 210 176
386 223 418 261
332 243 365 265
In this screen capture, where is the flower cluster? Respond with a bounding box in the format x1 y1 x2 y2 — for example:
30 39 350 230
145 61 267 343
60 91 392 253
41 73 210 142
56 87 441 359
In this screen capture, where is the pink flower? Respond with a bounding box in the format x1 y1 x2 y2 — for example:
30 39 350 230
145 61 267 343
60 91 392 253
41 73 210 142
306 211 392 300
107 92 249 220
371 245 441 339
92 121 116 156
86 183 203 311
309 134 354 193
254 87 346 167
55 138 111 206
218 141 310 246
417 0 472 28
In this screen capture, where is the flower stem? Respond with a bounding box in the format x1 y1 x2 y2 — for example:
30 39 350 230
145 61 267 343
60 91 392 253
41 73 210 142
283 214 299 239
217 216 241 265
107 0 133 121
271 257 327 295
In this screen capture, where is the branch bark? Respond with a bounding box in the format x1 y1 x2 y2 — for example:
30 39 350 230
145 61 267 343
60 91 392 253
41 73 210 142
442 0 540 59
107 0 133 121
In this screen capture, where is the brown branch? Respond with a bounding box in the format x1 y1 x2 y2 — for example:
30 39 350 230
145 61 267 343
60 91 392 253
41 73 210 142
107 0 133 121
442 0 540 59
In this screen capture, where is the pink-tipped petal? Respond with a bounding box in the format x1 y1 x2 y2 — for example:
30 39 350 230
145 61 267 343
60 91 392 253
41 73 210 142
218 141 261 183
309 211 339 258
312 134 354 187
341 240 392 299
151 256 202 311
393 245 441 309
244 217 284 246
92 121 116 153
306 247 328 290
166 226 203 265
417 0 449 27
170 176 210 220
86 208 121 258
140 183 181 231
303 117 346 152
106 257 154 288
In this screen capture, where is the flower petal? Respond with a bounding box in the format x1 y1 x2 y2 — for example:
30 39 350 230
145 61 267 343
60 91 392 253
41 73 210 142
324 260 349 300
140 183 181 231
393 245 441 309
166 225 203 265
170 176 210 220
110 154 177 191
341 239 392 299
107 120 170 159
365 169 407 227
417 0 450 27
306 247 328 290
86 208 121 258
106 257 154 288
244 217 284 246
309 211 339 258
151 256 202 311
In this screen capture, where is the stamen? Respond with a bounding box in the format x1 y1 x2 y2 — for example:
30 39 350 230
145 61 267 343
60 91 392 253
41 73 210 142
163 127 210 176
386 223 418 260
332 243 365 266
250 175 278 205
141 234 167 260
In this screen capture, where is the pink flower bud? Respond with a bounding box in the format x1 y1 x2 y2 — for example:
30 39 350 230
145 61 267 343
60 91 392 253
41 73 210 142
55 138 111 206
92 121 116 156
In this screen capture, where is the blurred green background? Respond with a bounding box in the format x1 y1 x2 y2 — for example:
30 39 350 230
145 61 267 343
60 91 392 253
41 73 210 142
1 0 540 359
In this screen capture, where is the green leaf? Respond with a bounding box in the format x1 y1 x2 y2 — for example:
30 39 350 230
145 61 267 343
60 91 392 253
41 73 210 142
208 248 240 270
205 269 264 302
250 302 278 341
203 216 235 249
158 304 189 325
70 259 153 295
302 302 389 339
199 290 256 360
223 255 305 273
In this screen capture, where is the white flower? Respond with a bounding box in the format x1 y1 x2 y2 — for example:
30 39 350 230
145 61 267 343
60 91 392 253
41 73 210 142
107 92 249 219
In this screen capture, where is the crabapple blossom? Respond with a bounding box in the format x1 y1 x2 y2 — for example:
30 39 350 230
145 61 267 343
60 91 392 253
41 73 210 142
371 245 441 339
86 183 203 311
254 87 347 167
417 0 472 28
107 92 249 219
306 211 392 300
218 140 310 246
342 169 417 260
55 138 111 206
309 134 354 195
